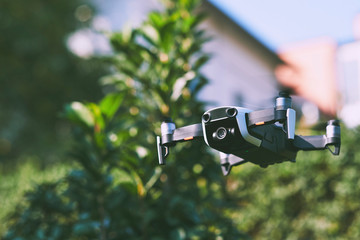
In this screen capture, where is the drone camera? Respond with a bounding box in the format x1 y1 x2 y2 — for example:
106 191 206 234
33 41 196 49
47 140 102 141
214 127 227 140
212 127 236 141
202 107 255 154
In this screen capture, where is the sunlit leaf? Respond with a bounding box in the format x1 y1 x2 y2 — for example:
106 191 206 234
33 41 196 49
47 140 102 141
149 12 164 28
99 92 125 120
111 168 134 187
140 24 159 45
64 102 94 128
87 103 104 130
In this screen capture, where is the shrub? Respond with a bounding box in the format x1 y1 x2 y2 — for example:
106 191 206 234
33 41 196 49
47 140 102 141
3 1 245 239
228 125 360 240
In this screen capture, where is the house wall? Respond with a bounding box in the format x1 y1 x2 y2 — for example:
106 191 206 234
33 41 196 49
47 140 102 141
337 15 360 127
337 41 360 128
96 0 281 110
199 3 281 109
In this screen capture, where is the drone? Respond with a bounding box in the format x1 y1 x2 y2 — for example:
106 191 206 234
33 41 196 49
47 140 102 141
156 92 341 175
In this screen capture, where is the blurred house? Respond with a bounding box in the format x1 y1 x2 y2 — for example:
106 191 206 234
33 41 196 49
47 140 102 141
337 40 360 128
275 38 338 124
94 0 285 109
275 14 360 127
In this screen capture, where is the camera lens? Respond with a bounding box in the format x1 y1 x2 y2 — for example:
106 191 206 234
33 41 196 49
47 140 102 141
226 108 237 117
215 127 227 140
202 113 211 123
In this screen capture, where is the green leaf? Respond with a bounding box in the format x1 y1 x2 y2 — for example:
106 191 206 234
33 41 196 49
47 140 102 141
181 15 196 33
64 102 94 128
87 103 104 130
140 24 159 46
193 54 211 70
99 93 125 120
111 168 134 186
159 22 175 52
149 12 164 28
144 167 162 191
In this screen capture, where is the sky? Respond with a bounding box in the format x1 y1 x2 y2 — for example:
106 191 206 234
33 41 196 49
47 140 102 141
209 0 360 51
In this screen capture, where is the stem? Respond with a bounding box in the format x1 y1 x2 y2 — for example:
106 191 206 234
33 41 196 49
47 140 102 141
98 195 106 240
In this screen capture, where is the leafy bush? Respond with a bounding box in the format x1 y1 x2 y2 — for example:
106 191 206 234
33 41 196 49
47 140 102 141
3 0 245 239
0 160 71 235
228 126 360 240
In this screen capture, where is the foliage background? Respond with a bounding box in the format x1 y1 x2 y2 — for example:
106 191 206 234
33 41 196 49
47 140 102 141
0 0 105 163
227 126 360 240
1 0 360 239
0 0 105 233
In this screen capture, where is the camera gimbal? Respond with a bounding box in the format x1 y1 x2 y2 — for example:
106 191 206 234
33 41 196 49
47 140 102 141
156 92 341 175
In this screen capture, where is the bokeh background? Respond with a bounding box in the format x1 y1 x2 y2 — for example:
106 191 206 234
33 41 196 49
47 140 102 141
1 0 360 239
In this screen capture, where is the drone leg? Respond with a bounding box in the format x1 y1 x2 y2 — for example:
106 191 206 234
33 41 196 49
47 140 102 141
157 136 169 165
219 152 247 175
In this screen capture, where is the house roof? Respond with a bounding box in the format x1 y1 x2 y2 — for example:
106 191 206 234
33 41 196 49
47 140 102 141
202 0 285 66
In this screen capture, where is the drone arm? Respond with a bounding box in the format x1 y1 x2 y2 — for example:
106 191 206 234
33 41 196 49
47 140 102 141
247 108 276 127
172 124 203 143
247 106 340 156
157 122 203 165
161 123 203 145
293 135 327 150
293 120 341 155
247 107 296 139
293 135 340 155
